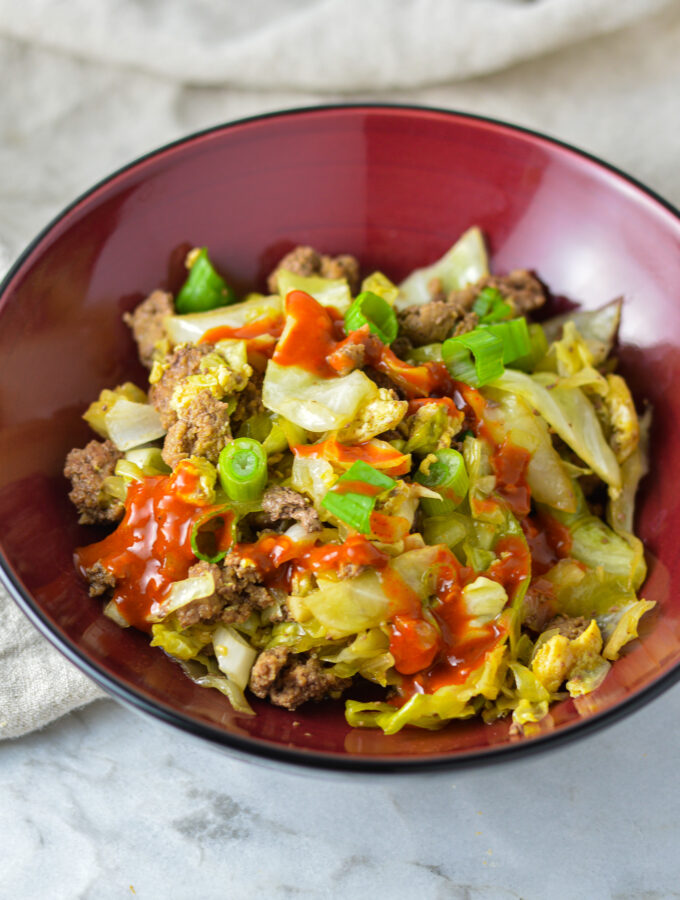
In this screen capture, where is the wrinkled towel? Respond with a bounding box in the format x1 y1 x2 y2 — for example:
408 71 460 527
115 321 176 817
1 0 678 739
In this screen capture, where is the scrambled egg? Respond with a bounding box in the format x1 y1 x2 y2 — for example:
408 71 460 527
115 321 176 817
531 619 608 696
337 388 407 442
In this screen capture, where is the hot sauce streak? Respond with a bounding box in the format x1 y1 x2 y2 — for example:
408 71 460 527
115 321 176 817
292 438 411 476
75 466 233 630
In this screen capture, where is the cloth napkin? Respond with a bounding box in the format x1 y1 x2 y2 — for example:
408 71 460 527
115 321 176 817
1 0 679 740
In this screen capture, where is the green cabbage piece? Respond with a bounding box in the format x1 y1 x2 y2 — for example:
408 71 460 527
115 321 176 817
462 576 508 626
276 270 353 314
490 369 621 490
321 628 395 686
262 361 378 432
291 455 338 507
482 386 577 513
601 599 655 660
360 271 400 305
336 388 408 443
83 382 148 438
105 398 166 451
404 403 459 454
301 570 391 637
396 226 489 309
345 642 507 734
150 620 216 660
148 567 216 623
422 512 470 549
462 435 503 524
539 482 646 591
541 298 621 366
179 656 254 715
608 406 651 534
506 662 551 728
164 293 283 344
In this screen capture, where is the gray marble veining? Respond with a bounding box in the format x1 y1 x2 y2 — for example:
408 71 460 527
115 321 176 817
2 686 680 899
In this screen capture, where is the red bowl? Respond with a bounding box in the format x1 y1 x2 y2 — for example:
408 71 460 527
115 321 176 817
1 105 679 773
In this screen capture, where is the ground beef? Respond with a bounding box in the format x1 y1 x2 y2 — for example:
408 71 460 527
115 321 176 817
249 646 351 710
319 254 360 293
64 439 124 525
363 365 408 400
522 580 559 633
83 561 117 597
261 486 321 534
149 342 215 428
545 615 588 640
486 270 546 316
397 270 546 346
397 291 474 346
161 391 232 468
176 556 275 629
390 335 413 359
229 368 265 433
123 290 174 368
327 340 366 376
266 245 360 294
452 311 479 336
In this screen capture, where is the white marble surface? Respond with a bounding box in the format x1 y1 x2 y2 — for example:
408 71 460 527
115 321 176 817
3 6 680 898
3 686 680 899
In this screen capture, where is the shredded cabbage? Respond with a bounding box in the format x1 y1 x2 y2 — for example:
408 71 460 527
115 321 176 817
165 294 283 344
262 361 378 432
276 270 353 313
542 298 621 365
105 398 166 451
396 226 489 309
491 369 621 490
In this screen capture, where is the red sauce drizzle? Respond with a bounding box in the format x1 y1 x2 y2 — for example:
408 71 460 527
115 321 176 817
292 438 411 476
394 546 503 695
272 291 340 378
521 512 573 576
200 314 284 344
235 533 391 592
490 440 532 518
75 465 233 630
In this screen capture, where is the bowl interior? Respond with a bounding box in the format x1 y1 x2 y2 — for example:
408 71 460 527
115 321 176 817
1 106 679 770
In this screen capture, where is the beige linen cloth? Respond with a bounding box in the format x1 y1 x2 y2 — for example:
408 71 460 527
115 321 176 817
1 0 679 739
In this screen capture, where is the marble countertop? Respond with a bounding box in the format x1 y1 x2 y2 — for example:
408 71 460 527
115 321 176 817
3 686 680 898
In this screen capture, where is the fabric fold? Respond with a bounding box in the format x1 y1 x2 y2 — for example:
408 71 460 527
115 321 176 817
0 0 672 91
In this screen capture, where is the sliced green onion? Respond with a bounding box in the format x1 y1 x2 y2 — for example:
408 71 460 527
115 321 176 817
190 504 235 563
321 492 375 535
218 438 267 501
472 287 513 323
510 322 549 372
415 448 469 515
345 291 398 344
442 329 505 386
481 316 532 364
176 247 237 314
340 460 397 491
321 460 396 533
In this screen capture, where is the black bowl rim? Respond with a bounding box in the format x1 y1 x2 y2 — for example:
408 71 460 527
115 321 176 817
1 102 680 775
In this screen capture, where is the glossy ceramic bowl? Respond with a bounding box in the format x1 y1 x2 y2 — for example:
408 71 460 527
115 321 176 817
1 105 679 773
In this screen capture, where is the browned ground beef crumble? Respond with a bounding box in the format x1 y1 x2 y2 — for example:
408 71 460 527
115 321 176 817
63 439 124 525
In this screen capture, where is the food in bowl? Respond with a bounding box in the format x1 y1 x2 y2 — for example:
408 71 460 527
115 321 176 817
64 227 653 734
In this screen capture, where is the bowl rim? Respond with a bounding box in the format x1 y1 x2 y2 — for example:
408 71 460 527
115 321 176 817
1 102 679 774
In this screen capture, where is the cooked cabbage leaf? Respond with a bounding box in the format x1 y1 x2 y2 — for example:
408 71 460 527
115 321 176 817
491 369 621 490
396 227 489 309
165 294 283 344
